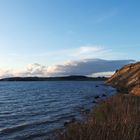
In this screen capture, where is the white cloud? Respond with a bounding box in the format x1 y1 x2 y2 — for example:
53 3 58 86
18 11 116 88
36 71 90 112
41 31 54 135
0 63 47 78
0 59 134 78
72 46 103 58
26 63 47 76
89 71 115 78
49 45 106 60
77 46 101 54
46 59 134 77
61 45 113 60
6 45 112 61
0 69 14 78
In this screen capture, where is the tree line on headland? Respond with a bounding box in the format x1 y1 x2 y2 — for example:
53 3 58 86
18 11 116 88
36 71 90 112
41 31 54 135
0 75 107 81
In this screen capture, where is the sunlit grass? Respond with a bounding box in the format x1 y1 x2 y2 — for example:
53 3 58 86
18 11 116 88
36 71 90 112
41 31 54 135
58 94 140 140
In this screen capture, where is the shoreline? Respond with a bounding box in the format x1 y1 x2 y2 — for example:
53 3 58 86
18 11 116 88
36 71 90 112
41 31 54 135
43 83 116 140
51 84 117 139
56 86 140 140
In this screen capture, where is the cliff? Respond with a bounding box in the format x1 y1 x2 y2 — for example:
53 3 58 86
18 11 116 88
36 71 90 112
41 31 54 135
106 62 140 96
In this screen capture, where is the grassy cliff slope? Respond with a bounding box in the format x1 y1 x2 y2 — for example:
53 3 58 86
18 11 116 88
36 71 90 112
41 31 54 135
106 62 140 95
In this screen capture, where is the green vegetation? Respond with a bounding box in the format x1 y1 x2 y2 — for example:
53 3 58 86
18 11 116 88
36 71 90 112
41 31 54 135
58 94 140 140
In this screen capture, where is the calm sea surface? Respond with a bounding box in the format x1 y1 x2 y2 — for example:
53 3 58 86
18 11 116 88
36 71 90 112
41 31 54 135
0 81 116 140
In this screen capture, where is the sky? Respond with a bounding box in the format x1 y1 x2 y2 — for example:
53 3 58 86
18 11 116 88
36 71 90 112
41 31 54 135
0 0 139 77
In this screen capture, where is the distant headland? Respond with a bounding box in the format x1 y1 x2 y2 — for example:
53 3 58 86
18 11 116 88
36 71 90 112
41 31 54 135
0 75 108 81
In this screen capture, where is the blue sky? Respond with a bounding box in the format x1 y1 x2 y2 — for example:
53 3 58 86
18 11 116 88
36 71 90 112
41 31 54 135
0 0 139 77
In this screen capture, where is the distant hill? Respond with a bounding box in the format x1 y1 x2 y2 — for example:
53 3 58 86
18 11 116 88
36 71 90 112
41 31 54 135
106 62 140 96
0 75 107 81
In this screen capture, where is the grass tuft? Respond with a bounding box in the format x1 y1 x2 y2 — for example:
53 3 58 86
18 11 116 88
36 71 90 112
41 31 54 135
58 94 140 140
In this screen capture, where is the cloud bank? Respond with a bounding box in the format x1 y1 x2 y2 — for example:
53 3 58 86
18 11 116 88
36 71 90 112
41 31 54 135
46 59 135 77
0 59 135 78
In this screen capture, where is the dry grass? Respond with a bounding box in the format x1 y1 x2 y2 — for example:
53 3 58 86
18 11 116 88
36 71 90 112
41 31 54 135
58 94 140 140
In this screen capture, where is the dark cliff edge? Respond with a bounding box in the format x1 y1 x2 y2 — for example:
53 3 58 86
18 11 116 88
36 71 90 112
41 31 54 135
106 62 140 96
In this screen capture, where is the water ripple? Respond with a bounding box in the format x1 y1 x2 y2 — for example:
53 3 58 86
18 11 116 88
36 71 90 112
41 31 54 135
0 81 116 140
